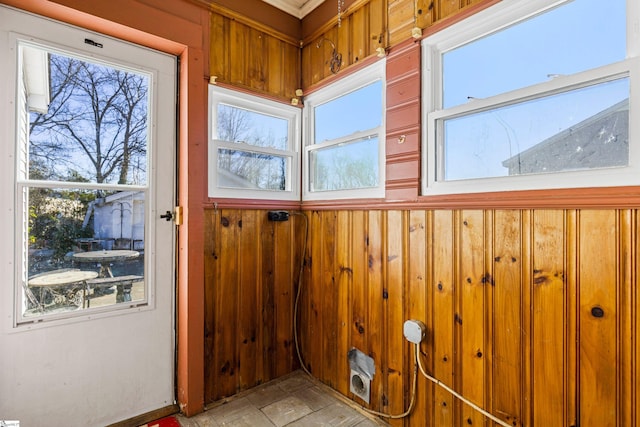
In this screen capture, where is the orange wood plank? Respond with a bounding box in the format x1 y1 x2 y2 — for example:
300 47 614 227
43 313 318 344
530 210 567 426
385 210 406 426
214 209 240 399
322 211 338 388
336 210 352 396
492 210 522 426
457 210 486 426
274 212 295 377
351 211 368 355
578 210 618 424
367 210 386 410
432 210 455 426
209 13 229 83
238 210 260 389
308 210 324 376
407 210 428 424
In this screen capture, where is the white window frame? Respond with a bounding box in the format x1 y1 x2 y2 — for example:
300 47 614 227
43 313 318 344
208 85 301 201
422 0 640 196
303 61 386 201
5 30 175 327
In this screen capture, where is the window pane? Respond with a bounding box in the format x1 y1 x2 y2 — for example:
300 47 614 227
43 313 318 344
27 50 150 185
443 0 626 108
25 188 145 317
314 80 383 143
218 149 288 190
310 137 379 191
217 104 288 151
441 78 629 181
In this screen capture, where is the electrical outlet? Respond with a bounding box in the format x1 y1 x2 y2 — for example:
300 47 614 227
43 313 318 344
403 319 426 344
268 210 289 221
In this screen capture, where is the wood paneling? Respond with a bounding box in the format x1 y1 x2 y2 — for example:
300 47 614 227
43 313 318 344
301 0 387 88
292 208 639 426
209 11 299 101
204 209 302 402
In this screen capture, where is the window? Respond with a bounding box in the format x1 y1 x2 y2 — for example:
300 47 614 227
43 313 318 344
303 62 385 200
422 0 639 195
208 86 301 200
11 36 170 323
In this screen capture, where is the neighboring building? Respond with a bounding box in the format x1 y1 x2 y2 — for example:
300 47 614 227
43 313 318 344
502 98 629 175
83 190 145 250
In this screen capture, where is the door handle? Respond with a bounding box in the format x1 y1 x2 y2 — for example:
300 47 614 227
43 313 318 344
160 207 183 225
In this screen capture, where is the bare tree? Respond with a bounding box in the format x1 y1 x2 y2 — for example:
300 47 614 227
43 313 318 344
29 54 148 184
216 105 286 190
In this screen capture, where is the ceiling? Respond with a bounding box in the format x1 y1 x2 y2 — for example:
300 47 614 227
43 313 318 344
261 0 326 18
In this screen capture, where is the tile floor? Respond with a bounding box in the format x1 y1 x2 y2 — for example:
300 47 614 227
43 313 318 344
176 371 389 427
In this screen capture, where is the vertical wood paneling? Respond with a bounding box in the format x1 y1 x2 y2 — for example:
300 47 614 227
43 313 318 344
205 207 640 424
204 209 300 403
238 210 260 389
261 211 276 379
531 210 566 427
336 210 352 396
385 211 406 425
619 210 634 426
578 210 618 424
209 12 299 101
368 0 385 54
322 211 339 389
407 211 428 425
492 210 522 426
274 213 294 377
214 210 241 398
351 211 368 357
432 210 455 426
350 6 368 63
438 0 464 20
457 210 486 426
367 211 386 410
209 13 229 85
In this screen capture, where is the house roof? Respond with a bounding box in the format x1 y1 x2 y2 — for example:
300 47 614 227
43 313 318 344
502 98 629 175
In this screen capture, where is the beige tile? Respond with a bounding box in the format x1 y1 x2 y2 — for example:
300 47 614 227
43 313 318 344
286 402 366 427
276 373 315 394
217 408 275 427
261 395 313 427
205 397 256 424
176 411 220 427
245 383 286 408
292 385 335 411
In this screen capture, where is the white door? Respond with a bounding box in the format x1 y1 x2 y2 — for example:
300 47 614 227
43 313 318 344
0 6 176 426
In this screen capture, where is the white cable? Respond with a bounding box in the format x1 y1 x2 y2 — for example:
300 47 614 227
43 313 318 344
291 211 312 377
357 342 418 419
290 212 414 421
416 350 512 427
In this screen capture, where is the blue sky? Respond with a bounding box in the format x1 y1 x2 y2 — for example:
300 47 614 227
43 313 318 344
439 0 629 180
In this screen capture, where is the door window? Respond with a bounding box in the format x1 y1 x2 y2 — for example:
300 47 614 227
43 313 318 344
16 41 152 321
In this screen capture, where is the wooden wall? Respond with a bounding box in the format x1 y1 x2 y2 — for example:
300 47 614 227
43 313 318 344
204 207 639 424
301 0 386 88
209 7 300 100
204 208 304 402
298 208 638 426
203 1 640 425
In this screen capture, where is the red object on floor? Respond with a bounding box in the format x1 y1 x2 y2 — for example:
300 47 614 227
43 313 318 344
143 416 181 427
